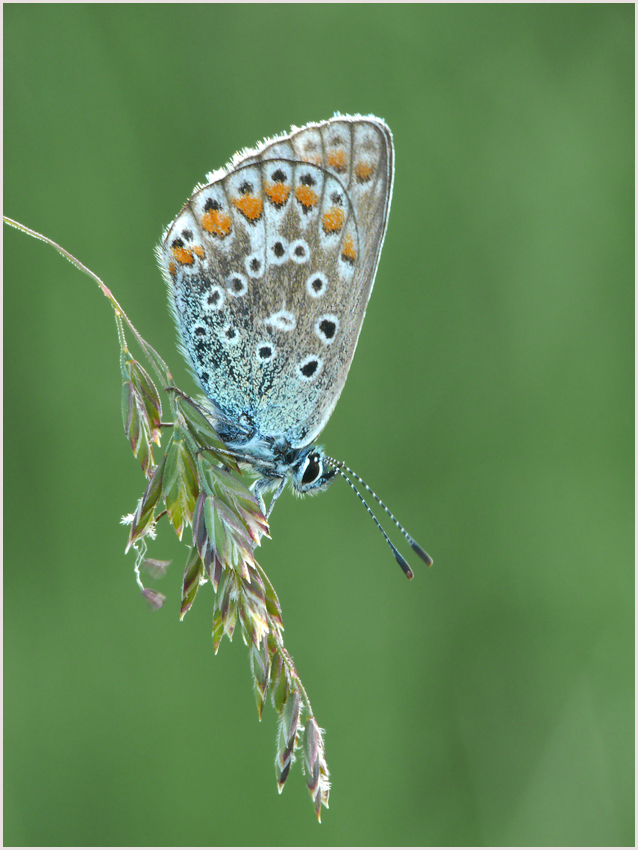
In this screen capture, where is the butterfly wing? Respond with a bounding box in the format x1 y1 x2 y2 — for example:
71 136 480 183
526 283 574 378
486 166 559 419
159 115 393 448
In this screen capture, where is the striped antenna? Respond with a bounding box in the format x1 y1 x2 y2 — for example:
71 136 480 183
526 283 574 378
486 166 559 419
325 456 433 580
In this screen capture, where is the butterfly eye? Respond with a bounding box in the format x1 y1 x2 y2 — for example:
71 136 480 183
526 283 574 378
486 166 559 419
301 453 322 485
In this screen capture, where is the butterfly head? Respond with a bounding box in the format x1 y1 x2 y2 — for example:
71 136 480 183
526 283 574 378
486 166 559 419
289 447 337 496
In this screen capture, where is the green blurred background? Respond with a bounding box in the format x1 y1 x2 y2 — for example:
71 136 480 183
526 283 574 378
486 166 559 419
4 5 633 846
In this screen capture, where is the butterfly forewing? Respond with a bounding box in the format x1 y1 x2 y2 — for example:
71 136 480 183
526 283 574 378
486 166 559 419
160 115 393 448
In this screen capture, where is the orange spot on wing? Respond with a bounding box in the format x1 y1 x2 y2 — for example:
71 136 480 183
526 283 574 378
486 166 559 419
323 207 345 233
355 161 375 182
233 195 263 220
295 185 318 209
168 260 176 275
327 149 347 172
265 182 290 206
341 235 356 263
302 153 322 166
202 209 232 236
192 245 205 258
171 245 194 265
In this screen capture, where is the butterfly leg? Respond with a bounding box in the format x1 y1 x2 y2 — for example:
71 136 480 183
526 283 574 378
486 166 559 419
252 475 286 519
265 477 287 519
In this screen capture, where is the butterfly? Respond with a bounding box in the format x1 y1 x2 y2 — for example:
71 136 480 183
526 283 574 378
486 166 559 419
158 115 431 577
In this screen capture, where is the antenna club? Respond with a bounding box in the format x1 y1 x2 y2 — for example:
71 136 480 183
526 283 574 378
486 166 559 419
410 541 434 567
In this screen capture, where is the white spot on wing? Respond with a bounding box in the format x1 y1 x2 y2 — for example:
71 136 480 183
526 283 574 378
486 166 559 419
296 355 323 381
264 309 296 332
306 272 327 298
315 314 339 345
